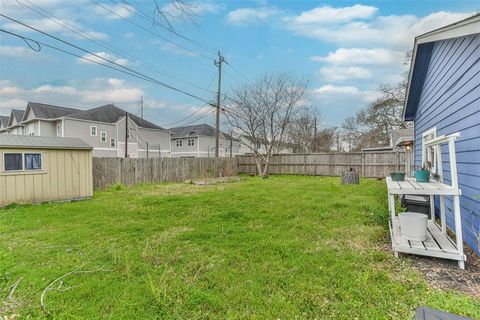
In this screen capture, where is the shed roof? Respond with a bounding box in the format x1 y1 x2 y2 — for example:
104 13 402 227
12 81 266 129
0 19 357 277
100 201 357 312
25 102 80 121
66 104 164 130
403 14 480 121
169 123 235 140
0 135 92 150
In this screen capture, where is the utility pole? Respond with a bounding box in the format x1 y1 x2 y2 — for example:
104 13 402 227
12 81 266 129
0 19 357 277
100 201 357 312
124 112 129 158
313 116 317 153
214 51 224 158
146 141 149 158
138 96 144 119
230 130 233 158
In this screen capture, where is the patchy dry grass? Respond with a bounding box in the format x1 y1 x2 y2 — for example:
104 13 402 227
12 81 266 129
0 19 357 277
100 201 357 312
0 176 478 319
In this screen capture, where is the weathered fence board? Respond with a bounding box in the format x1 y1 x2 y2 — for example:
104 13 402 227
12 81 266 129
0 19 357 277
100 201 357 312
237 151 411 178
93 157 237 189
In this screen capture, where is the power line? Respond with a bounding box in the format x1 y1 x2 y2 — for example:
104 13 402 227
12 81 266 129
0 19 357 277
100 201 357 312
17 0 216 95
0 13 214 105
92 0 215 61
157 73 217 127
115 0 218 54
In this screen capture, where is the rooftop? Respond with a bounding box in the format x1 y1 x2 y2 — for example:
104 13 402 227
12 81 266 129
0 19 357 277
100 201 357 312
0 135 92 150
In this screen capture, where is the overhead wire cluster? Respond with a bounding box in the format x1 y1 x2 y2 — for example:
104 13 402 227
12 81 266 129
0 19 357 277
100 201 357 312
0 0 256 127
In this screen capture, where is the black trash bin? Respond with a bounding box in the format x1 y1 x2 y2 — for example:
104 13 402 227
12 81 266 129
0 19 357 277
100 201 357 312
401 195 430 215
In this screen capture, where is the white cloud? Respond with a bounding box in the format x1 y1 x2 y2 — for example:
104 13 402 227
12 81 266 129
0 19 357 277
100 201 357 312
284 6 473 48
312 84 381 103
34 85 77 95
311 48 404 65
82 88 142 103
226 7 279 26
285 4 377 25
77 52 129 66
4 17 74 33
0 46 44 60
154 40 199 57
0 85 25 95
318 66 372 81
107 78 126 86
93 3 134 20
0 78 144 111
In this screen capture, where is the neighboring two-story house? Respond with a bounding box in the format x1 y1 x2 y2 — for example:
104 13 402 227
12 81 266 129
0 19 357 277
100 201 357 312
6 109 25 135
169 124 239 158
1 102 171 158
0 116 9 133
61 104 171 158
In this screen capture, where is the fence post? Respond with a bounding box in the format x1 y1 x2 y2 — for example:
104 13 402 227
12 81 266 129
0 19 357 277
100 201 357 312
361 152 365 178
303 154 307 175
395 151 400 172
329 153 334 176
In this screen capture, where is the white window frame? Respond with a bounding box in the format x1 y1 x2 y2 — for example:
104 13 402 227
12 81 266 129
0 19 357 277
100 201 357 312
90 125 97 136
110 138 116 147
187 139 195 146
176 140 183 147
3 152 43 172
56 124 61 136
100 131 107 142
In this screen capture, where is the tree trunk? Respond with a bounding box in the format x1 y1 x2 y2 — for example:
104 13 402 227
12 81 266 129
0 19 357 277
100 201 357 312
262 161 270 177
255 158 263 176
341 170 360 184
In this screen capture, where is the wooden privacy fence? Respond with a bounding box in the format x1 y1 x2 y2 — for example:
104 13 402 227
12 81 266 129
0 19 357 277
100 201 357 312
237 151 410 178
93 157 237 189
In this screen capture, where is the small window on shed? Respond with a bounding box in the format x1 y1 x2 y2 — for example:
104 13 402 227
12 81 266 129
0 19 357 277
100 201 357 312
176 140 182 147
90 126 97 136
56 124 61 136
100 132 107 142
110 138 116 147
24 153 42 170
4 153 23 171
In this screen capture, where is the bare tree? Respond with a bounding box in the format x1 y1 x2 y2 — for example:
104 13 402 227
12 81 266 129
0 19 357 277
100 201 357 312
340 51 413 150
314 127 337 152
153 0 201 31
288 109 318 153
226 73 308 177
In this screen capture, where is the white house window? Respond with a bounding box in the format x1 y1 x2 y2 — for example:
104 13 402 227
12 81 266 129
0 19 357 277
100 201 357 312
100 132 107 142
110 138 116 147
4 153 23 171
256 141 261 150
187 139 195 146
90 126 97 136
56 124 61 136
24 153 42 170
26 123 34 136
176 140 183 147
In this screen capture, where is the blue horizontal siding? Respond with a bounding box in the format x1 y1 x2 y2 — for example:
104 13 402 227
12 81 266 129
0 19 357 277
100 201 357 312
414 34 480 255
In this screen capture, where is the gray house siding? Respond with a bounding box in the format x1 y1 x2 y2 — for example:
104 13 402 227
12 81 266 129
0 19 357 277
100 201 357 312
171 136 199 158
63 118 118 157
413 34 480 254
136 128 171 158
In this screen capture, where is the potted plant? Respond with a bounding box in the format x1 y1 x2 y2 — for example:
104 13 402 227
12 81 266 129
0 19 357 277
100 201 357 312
390 171 406 181
415 162 431 182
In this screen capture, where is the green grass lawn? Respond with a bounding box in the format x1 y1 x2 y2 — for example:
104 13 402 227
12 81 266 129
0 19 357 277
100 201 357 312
0 176 478 319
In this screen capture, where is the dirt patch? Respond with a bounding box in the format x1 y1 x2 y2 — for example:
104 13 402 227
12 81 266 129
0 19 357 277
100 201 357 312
409 246 480 298
381 232 480 298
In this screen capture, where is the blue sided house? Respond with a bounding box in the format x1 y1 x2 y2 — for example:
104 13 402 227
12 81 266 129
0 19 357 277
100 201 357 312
404 14 480 255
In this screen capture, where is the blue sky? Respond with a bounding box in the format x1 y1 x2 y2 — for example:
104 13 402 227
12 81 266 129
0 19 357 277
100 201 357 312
0 0 478 128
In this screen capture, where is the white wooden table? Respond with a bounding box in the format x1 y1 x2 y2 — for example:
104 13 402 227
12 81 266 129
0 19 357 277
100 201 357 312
386 177 466 269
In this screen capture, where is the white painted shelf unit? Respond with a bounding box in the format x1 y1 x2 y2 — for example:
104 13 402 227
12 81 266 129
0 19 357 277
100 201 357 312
386 131 466 269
